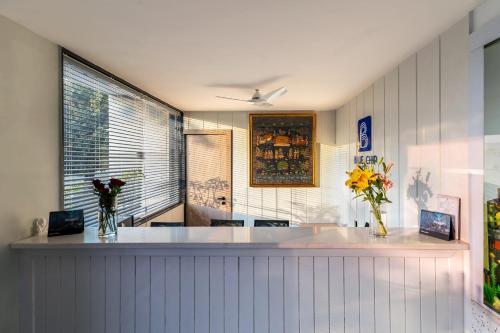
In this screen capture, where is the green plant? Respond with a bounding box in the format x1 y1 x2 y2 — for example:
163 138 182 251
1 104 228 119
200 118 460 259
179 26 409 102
485 283 496 304
491 259 498 288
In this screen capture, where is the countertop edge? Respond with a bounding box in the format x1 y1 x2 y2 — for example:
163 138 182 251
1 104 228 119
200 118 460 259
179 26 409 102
10 242 469 251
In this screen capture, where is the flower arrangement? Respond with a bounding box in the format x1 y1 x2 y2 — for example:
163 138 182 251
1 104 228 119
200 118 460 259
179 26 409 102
92 178 126 237
345 159 393 236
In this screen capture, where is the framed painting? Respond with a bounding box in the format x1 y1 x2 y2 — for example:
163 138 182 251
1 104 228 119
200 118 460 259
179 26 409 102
249 113 316 187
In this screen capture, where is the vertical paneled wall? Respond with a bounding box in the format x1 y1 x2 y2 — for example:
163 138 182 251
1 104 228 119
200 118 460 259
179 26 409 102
19 250 464 333
334 18 470 233
184 111 337 224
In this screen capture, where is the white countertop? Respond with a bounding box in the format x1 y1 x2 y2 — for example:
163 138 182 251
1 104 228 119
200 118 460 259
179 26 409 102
11 226 468 250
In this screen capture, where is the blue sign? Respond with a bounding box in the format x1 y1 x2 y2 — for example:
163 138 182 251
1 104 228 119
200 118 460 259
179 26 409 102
357 116 372 152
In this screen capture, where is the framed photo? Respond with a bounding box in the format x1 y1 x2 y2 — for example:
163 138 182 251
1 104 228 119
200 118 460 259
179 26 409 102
249 113 316 187
48 210 85 237
419 209 453 241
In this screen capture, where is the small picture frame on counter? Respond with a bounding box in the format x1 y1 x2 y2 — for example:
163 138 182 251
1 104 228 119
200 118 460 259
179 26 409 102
436 194 461 240
48 210 85 237
419 209 453 241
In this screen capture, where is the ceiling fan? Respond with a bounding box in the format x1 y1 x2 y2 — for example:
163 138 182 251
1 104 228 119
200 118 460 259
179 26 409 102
216 87 287 107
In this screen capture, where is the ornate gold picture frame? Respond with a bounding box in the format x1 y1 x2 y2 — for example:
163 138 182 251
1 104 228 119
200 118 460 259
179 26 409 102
249 113 316 187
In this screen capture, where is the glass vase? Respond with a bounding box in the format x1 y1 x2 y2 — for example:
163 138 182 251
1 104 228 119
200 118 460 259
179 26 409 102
370 204 388 237
98 197 118 238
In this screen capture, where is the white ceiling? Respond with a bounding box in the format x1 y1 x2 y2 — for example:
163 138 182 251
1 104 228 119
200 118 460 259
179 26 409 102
0 0 480 111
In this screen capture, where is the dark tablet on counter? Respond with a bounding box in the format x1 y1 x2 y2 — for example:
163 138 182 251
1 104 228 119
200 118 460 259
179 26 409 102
48 210 85 237
419 209 453 241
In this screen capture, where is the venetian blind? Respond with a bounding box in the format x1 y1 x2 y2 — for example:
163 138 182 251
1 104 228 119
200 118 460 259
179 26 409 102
63 53 184 226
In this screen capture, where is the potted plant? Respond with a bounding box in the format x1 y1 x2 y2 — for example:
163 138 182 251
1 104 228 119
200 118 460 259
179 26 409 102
92 178 126 238
345 159 393 237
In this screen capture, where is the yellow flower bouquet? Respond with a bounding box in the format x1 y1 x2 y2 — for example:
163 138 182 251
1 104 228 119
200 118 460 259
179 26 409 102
345 159 393 236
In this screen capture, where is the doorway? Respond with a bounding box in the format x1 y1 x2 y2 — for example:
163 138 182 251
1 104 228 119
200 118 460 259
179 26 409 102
185 130 232 226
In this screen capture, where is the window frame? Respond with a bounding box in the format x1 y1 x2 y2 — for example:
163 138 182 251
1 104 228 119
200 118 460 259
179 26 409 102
60 48 185 227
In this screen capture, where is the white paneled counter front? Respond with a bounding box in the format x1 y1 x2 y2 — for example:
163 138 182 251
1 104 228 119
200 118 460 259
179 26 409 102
12 227 467 333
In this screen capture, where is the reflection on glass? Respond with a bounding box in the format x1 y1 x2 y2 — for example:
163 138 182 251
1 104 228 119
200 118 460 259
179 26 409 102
484 38 500 312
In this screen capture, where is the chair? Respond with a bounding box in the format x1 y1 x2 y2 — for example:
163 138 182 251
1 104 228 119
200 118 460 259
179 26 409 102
150 222 184 227
210 219 244 227
254 220 289 227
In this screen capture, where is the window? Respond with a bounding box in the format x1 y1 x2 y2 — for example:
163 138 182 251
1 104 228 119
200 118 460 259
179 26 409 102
62 52 184 226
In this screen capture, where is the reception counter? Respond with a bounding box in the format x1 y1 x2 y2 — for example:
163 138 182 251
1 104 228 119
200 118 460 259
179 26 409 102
12 227 467 333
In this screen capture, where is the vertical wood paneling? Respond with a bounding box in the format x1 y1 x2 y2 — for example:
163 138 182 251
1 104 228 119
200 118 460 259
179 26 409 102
254 256 270 333
374 257 390 333
34 256 47 333
420 258 437 333
186 109 336 224
75 256 90 333
320 142 338 223
317 110 336 222
373 78 385 158
120 256 135 333
335 106 351 226
291 189 307 224
449 253 464 332
363 87 374 221
399 55 418 228
209 257 224 333
344 257 360 333
181 256 195 333
232 111 249 223
239 257 254 333
194 257 210 333
355 94 366 225
105 256 120 333
90 257 105 333
314 257 329 333
217 112 233 129
19 255 34 333
247 187 263 221
136 256 151 333
262 188 277 218
299 257 314 333
186 112 204 130
151 256 166 333
404 258 421 333
46 256 61 333
306 187 322 223
348 100 358 225
203 112 218 129
417 39 441 212
332 19 468 237
330 257 345 333
440 17 470 241
60 256 75 333
359 257 375 333
277 188 292 221
224 257 239 333
20 251 463 333
384 68 400 227
166 256 181 333
269 256 284 333
435 257 450 332
284 256 300 333
389 257 405 333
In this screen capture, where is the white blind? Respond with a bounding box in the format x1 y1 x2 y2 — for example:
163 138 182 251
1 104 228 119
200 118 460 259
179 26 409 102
63 54 184 226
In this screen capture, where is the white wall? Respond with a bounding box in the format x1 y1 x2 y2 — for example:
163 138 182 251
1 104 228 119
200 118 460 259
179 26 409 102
333 18 471 239
0 15 60 332
184 111 337 224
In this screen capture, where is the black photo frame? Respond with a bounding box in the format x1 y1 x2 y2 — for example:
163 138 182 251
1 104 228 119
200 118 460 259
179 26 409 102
48 210 85 237
419 209 453 241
